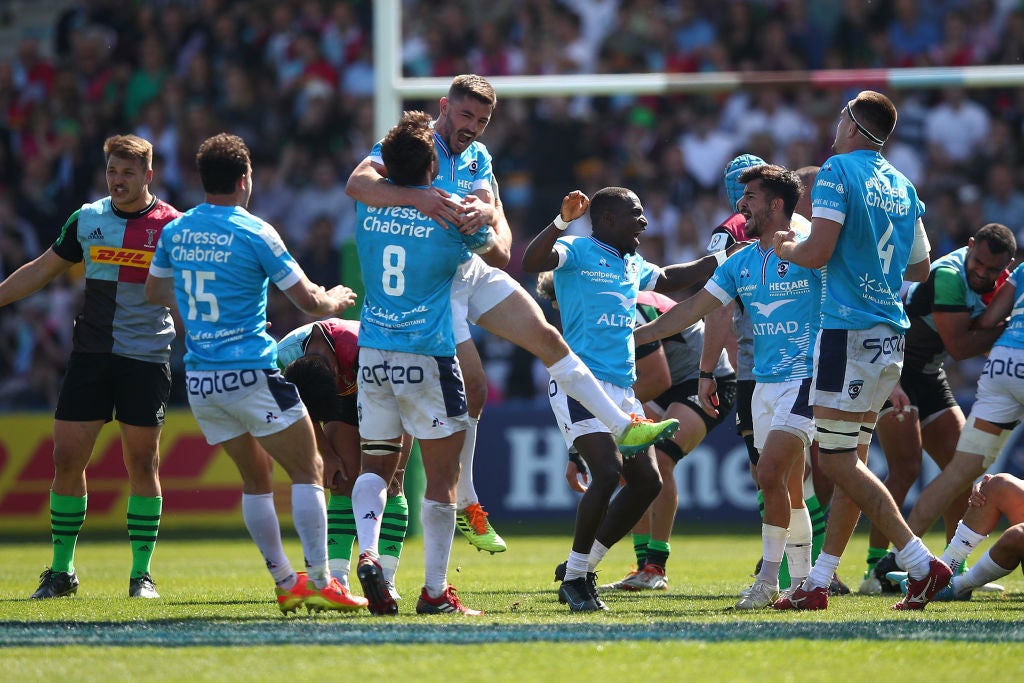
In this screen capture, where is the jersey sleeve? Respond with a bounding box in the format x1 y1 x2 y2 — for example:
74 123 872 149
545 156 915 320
471 146 494 195
810 156 848 225
638 258 661 292
253 222 303 289
706 228 735 254
368 139 384 166
51 209 83 263
931 265 969 313
705 256 740 305
149 234 173 278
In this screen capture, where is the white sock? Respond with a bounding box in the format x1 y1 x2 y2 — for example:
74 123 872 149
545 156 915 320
896 536 932 580
547 352 631 436
759 524 788 585
421 498 456 597
241 493 293 585
329 558 351 587
352 472 387 559
587 540 610 572
785 507 813 584
379 553 400 584
960 550 1013 592
941 521 988 573
564 550 589 581
456 418 480 510
292 483 329 588
805 552 840 590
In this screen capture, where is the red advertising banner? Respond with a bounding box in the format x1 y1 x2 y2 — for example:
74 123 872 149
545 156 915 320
0 410 294 535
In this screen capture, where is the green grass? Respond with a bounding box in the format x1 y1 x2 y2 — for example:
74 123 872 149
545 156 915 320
2 531 1022 682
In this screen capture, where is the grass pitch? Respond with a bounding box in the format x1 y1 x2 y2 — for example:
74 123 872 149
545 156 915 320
1 530 1022 682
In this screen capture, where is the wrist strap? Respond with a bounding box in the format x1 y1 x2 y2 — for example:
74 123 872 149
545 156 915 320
553 214 569 231
698 370 715 380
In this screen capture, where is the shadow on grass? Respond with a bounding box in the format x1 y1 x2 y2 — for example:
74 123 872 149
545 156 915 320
2 618 1022 647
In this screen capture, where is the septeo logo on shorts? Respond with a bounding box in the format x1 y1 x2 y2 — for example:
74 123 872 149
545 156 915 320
187 370 260 398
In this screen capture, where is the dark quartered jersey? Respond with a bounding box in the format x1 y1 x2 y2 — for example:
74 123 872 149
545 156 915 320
52 196 180 362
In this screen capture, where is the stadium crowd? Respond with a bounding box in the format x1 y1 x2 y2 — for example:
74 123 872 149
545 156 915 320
1 0 1024 410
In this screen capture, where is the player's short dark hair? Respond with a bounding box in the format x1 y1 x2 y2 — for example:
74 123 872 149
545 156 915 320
850 91 897 146
284 355 343 423
589 187 635 226
738 164 802 217
104 134 153 170
974 223 1016 257
448 74 496 108
196 133 251 195
381 110 436 187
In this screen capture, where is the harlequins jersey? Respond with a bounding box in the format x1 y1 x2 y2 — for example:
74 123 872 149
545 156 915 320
52 196 179 362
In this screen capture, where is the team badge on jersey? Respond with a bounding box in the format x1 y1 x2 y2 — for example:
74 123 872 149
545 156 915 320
777 261 790 278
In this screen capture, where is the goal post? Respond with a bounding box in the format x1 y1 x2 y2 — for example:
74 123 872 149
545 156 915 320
372 0 1024 138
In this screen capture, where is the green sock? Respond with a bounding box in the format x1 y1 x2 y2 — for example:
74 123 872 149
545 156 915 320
757 489 765 521
127 495 162 579
806 494 826 564
327 495 356 562
49 492 87 574
380 494 409 562
646 539 670 569
865 545 889 578
632 533 650 568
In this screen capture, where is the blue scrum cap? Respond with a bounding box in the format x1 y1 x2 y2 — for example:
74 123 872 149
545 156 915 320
723 154 766 211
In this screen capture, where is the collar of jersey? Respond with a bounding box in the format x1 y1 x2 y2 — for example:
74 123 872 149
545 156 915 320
587 235 626 260
434 131 453 160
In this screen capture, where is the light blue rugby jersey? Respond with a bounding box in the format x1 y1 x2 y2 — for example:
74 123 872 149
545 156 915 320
150 204 302 371
355 195 467 356
812 149 924 332
995 262 1024 350
370 130 494 263
552 235 661 388
706 241 821 383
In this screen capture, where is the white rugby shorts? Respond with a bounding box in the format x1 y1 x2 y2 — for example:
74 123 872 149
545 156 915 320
548 375 641 450
357 347 470 440
450 255 517 344
752 378 815 450
186 368 308 444
811 324 903 414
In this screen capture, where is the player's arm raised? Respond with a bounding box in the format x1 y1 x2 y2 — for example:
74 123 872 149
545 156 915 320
634 289 721 346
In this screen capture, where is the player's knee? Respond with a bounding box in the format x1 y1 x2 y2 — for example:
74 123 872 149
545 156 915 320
1000 523 1024 550
815 419 860 454
957 422 1015 467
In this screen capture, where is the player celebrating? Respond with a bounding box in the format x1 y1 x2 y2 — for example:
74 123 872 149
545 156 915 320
523 187 732 612
636 165 820 609
346 75 680 555
146 133 365 614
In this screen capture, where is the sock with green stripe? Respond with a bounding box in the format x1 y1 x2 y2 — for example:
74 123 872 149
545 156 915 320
49 492 87 574
645 539 670 570
632 533 650 569
127 495 162 579
864 545 889 579
327 494 356 584
805 494 826 564
379 494 409 584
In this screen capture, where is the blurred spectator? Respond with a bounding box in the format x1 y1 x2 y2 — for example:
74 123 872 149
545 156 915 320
982 162 1024 236
924 88 991 172
0 0 1021 410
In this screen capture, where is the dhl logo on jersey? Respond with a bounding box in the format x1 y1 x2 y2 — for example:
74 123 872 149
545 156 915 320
90 246 153 268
